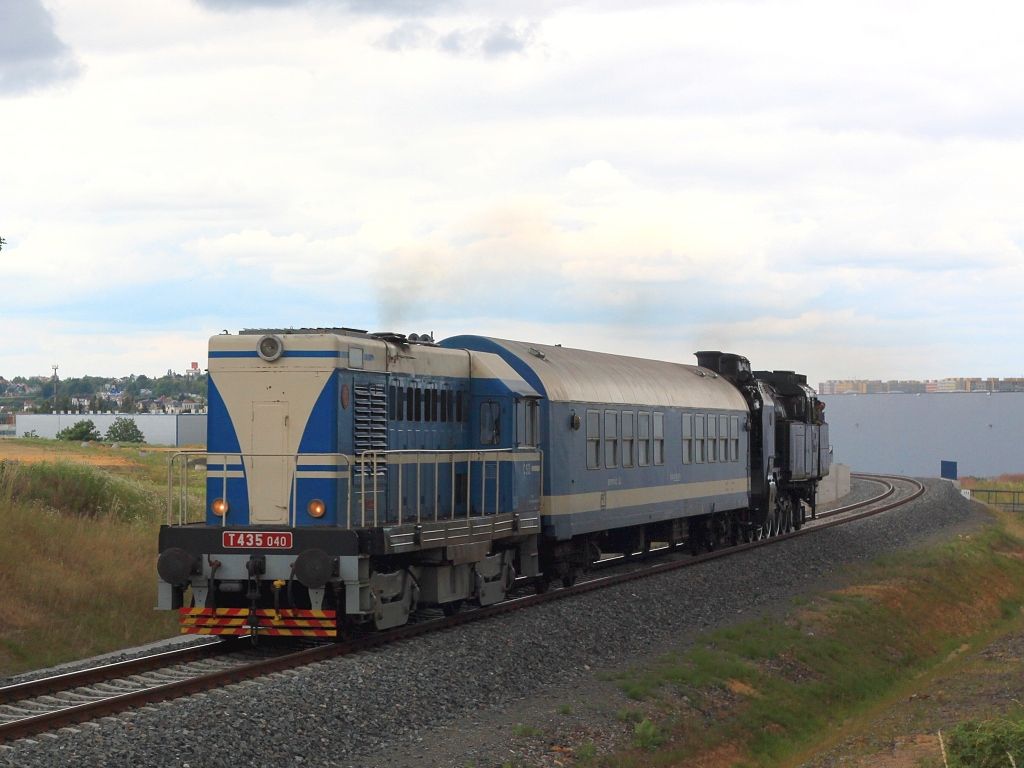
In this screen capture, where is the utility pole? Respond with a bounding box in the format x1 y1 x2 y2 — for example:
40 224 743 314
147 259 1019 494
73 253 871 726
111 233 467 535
52 365 59 410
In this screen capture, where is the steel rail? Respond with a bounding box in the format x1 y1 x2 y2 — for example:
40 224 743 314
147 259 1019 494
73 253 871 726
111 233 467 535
0 474 924 745
0 639 236 706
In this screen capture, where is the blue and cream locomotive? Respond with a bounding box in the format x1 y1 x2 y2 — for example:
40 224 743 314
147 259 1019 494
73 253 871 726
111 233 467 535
157 328 829 636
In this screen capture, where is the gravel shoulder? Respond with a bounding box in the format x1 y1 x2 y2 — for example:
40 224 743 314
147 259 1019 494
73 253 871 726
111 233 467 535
1 478 989 768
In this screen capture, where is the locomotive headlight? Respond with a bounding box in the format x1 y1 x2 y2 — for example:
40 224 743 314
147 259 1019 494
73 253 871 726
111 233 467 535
211 498 229 517
257 334 284 362
308 499 326 518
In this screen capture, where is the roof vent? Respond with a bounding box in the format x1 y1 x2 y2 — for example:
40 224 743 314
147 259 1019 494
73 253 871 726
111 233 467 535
529 347 546 360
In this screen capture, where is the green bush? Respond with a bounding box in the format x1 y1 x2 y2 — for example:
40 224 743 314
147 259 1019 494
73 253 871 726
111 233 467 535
105 417 145 443
55 419 102 441
947 718 1024 767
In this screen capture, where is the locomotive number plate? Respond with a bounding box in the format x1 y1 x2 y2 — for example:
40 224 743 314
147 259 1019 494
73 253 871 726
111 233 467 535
222 531 294 549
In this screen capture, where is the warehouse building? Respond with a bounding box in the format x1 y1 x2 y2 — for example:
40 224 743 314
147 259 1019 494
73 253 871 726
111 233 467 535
12 413 206 447
820 392 1024 478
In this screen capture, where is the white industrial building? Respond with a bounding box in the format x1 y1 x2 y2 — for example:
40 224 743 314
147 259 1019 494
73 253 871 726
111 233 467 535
821 392 1024 478
13 413 206 447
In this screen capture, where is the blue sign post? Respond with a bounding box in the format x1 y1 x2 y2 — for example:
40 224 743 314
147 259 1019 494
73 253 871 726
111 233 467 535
940 460 958 480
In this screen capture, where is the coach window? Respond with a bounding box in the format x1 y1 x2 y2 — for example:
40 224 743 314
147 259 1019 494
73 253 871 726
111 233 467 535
349 347 363 369
604 410 619 468
730 415 740 461
415 387 423 422
682 414 693 465
653 412 664 465
695 415 705 463
480 401 500 445
707 415 717 462
719 415 729 462
622 411 635 468
638 411 650 466
586 410 600 469
407 386 415 422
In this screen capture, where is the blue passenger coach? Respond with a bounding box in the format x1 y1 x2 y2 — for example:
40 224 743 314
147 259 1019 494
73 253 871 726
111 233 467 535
443 337 756 583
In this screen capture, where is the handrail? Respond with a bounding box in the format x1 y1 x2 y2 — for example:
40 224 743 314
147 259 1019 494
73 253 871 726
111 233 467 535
353 447 541 528
167 448 542 530
167 451 353 527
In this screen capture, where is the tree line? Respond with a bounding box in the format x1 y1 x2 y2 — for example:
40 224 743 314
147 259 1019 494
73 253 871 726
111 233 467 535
1 372 207 414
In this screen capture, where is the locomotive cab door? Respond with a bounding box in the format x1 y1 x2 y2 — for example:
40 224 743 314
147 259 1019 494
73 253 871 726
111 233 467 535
469 395 510 516
248 401 291 524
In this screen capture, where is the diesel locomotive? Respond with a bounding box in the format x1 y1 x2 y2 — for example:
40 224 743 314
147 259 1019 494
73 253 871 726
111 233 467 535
157 328 830 637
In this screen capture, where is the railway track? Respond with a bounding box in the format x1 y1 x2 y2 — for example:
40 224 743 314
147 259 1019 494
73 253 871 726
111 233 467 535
0 473 924 745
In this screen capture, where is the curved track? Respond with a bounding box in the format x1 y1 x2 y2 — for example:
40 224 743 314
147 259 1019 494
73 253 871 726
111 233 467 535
0 474 924 745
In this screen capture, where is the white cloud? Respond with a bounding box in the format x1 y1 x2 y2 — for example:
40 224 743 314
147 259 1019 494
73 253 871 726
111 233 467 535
2 0 1024 384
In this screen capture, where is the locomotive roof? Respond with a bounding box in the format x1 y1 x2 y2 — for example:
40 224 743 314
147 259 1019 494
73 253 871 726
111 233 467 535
442 336 749 411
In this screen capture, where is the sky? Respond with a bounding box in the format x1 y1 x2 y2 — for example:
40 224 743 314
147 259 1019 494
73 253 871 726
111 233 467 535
2 0 1023 386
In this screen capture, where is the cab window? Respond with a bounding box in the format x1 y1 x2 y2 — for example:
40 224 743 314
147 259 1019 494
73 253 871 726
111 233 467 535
480 401 501 445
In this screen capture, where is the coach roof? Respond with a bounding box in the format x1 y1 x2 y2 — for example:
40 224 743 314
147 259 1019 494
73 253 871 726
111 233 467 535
442 336 748 411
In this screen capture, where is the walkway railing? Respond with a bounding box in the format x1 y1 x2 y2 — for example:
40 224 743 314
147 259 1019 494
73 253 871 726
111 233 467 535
166 451 353 526
167 448 541 529
353 448 542 528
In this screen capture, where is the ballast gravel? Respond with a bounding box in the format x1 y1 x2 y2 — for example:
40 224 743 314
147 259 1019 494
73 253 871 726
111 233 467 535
1 479 988 768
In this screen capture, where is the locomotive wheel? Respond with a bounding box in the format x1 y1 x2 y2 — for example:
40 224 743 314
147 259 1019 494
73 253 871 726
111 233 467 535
561 569 579 588
534 577 551 594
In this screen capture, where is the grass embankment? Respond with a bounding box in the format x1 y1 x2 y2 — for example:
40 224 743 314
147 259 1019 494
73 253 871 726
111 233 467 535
575 507 1024 767
963 474 1024 493
0 442 187 677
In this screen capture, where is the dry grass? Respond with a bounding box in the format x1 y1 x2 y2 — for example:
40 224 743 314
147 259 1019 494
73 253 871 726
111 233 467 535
0 444 180 677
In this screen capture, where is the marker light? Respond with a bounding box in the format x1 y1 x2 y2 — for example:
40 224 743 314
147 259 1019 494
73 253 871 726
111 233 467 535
308 499 326 519
211 498 229 517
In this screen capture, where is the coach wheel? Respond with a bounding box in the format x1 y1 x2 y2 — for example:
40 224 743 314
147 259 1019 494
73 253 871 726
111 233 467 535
561 568 579 588
442 599 463 617
534 577 551 594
